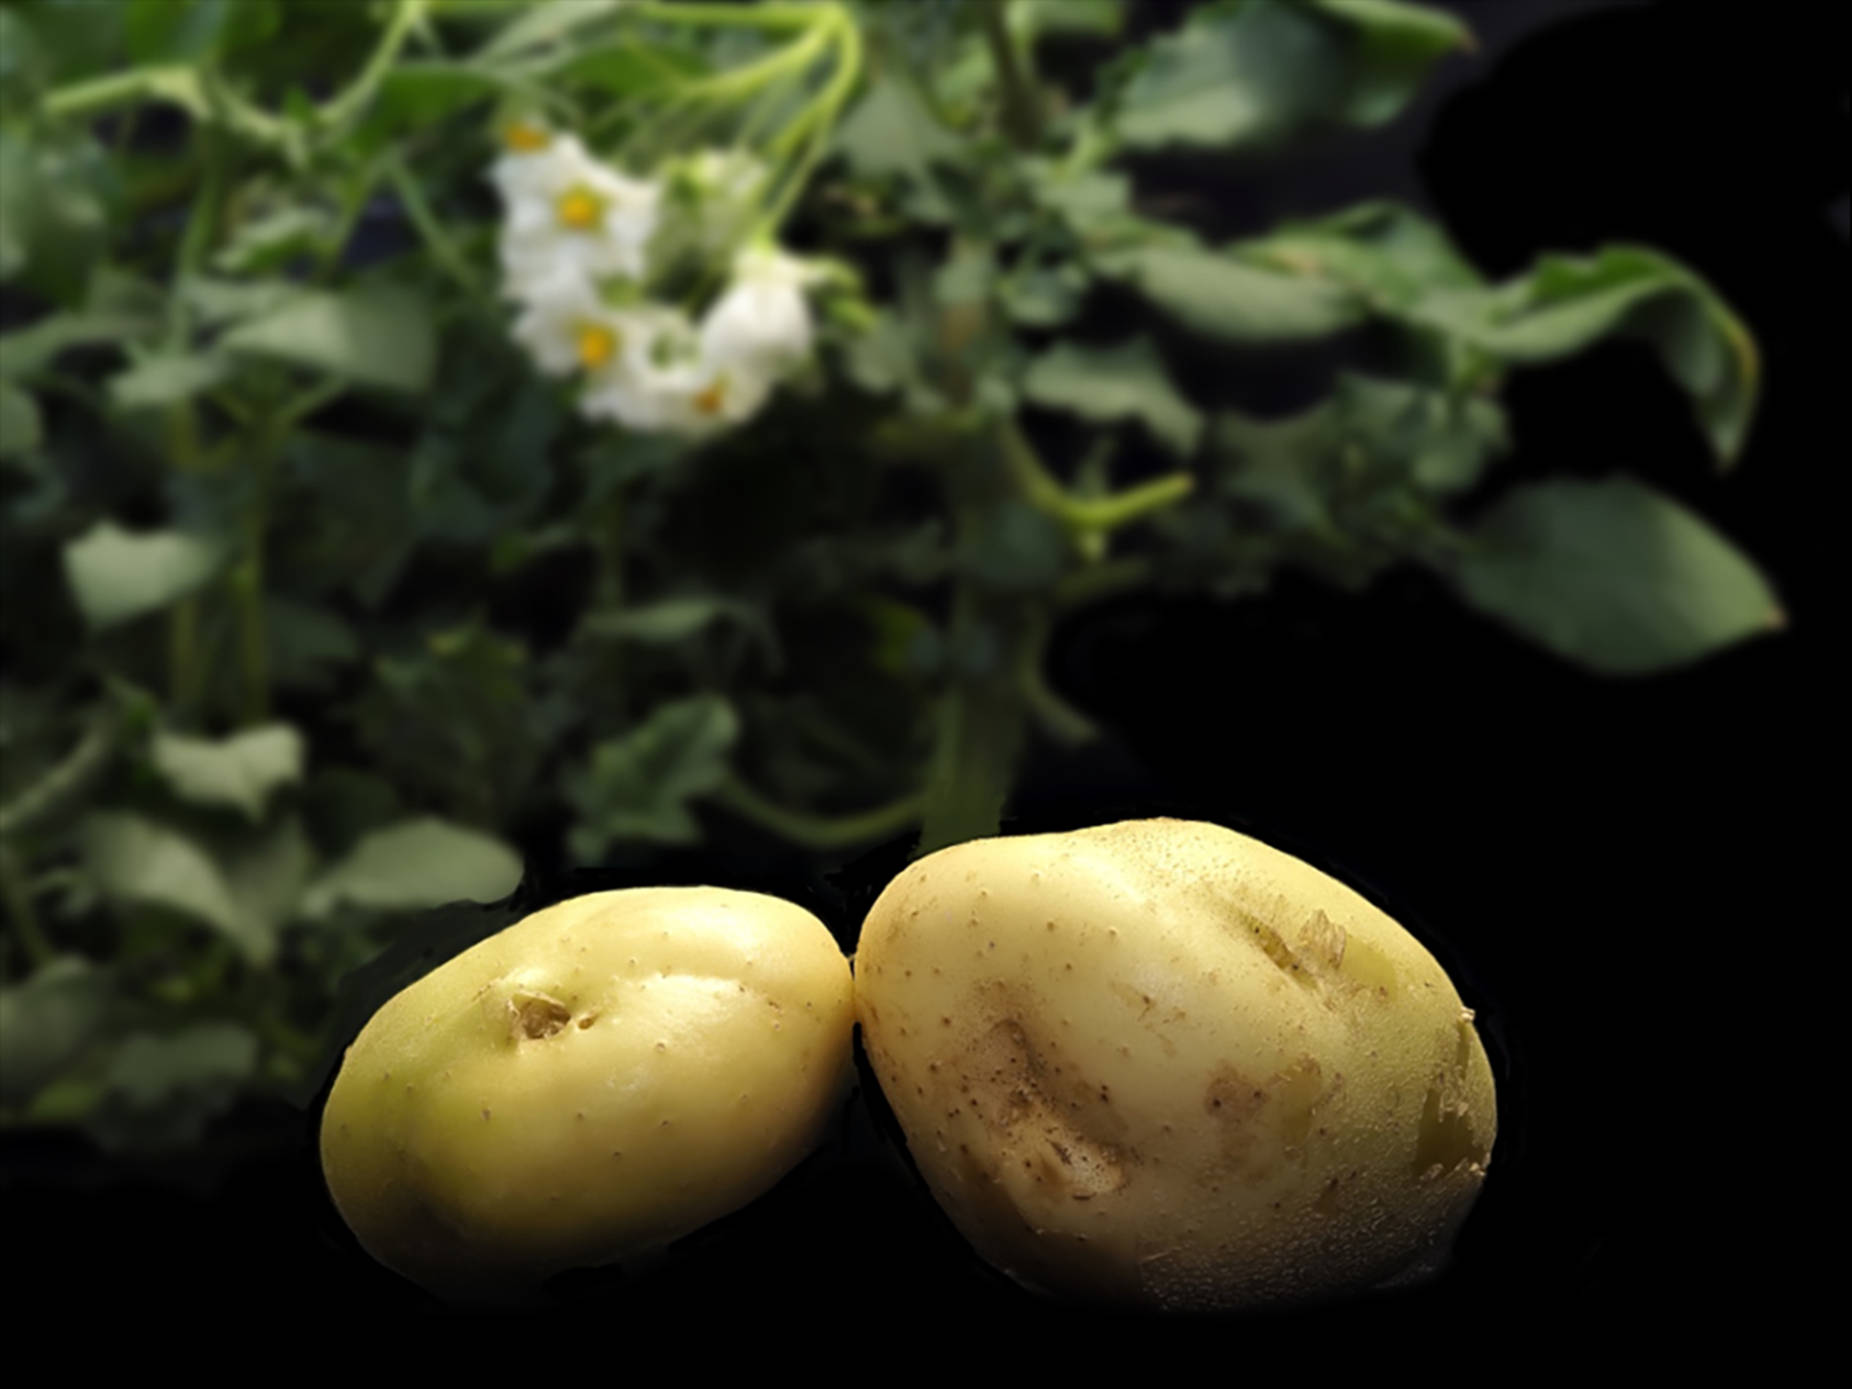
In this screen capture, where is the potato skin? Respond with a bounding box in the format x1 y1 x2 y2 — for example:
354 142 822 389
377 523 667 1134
320 888 854 1299
853 818 1496 1312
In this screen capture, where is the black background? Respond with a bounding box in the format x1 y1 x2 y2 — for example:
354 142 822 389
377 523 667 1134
3 0 1841 1348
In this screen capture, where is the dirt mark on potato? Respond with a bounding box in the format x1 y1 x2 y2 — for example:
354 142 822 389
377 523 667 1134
1107 981 1181 1057
959 1000 1135 1203
1203 1056 1341 1184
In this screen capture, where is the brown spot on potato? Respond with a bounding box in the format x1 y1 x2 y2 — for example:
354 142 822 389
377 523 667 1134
1412 1083 1484 1178
1297 909 1347 970
1227 906 1312 983
511 991 570 1040
962 1014 1134 1203
1204 1056 1341 1182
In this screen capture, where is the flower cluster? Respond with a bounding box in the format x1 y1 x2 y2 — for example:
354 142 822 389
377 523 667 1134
490 120 826 436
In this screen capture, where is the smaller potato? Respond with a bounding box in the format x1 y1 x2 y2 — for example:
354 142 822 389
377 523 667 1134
320 888 854 1299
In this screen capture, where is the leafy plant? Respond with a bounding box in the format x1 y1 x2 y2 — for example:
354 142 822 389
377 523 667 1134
0 0 1782 1151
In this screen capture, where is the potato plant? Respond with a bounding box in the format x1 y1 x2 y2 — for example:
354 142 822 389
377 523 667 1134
0 0 1781 1162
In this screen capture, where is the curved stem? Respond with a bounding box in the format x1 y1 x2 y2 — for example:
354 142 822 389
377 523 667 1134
1014 608 1098 746
997 416 1194 536
627 2 829 32
1052 555 1152 611
0 706 121 841
383 153 484 296
712 777 923 850
41 66 201 123
0 843 55 970
319 0 432 133
979 0 1040 149
757 10 862 237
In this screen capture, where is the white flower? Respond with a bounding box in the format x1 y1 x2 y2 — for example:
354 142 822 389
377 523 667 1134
697 244 827 378
495 133 662 291
510 275 652 380
487 118 560 202
578 305 775 437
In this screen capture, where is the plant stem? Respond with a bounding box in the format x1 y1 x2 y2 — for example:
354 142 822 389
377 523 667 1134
0 842 55 969
712 778 923 850
628 2 831 32
41 66 199 123
0 706 121 842
1014 606 1097 746
233 422 281 726
979 0 1041 149
916 591 1028 858
1052 555 1151 611
168 601 204 716
383 153 484 296
319 152 391 284
757 9 862 236
319 0 432 133
997 416 1194 537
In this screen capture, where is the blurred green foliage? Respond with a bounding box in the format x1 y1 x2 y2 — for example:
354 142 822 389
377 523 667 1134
0 0 1782 1151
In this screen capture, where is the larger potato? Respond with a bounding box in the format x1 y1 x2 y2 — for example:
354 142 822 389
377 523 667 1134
853 818 1496 1311
321 888 854 1299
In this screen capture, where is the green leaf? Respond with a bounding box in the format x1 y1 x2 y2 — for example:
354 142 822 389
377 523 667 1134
274 430 415 605
349 622 533 826
473 0 625 62
998 259 1089 328
0 956 106 1108
220 285 436 394
301 817 523 916
0 9 48 108
1012 0 1124 40
1113 0 1467 151
81 812 275 964
1305 0 1475 125
61 521 226 630
0 309 160 378
178 273 301 326
0 127 113 303
1095 238 1366 343
961 499 1068 592
580 596 774 658
265 596 360 691
1022 336 1203 456
1447 477 1785 675
223 814 316 937
212 205 339 275
124 0 232 63
566 695 739 858
0 380 42 459
1414 246 1759 463
834 72 963 222
1030 167 1132 228
150 723 306 821
1234 200 1484 310
89 1022 259 1151
549 40 704 97
1211 407 1340 533
106 352 231 410
1327 372 1509 493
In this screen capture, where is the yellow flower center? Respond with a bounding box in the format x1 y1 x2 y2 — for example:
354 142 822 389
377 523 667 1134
503 121 551 153
693 377 729 417
555 186 604 231
575 323 619 371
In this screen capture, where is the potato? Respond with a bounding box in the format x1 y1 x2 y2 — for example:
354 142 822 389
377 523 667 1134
853 818 1496 1312
320 887 855 1299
